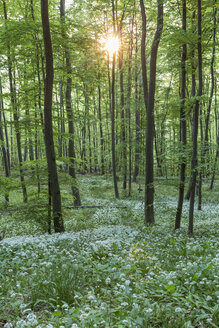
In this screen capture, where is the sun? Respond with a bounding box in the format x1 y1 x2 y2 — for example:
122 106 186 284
104 36 120 56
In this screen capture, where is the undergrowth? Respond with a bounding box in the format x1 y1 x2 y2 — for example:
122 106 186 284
0 174 218 327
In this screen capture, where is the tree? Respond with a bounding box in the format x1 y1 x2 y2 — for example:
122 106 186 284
140 0 163 224
60 0 81 206
111 0 119 199
41 0 64 232
0 80 10 202
2 0 27 203
188 0 203 235
175 0 187 230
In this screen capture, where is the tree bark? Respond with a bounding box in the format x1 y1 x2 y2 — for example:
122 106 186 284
175 0 187 230
133 20 140 183
204 3 216 160
127 18 134 196
111 0 119 199
41 0 64 232
98 81 105 175
0 83 10 203
118 27 127 190
188 0 202 236
3 0 27 203
185 11 196 201
60 0 81 206
140 0 163 224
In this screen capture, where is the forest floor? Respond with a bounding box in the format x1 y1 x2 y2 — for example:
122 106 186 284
0 174 219 328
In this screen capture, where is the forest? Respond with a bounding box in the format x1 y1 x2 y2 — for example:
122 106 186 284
0 0 218 327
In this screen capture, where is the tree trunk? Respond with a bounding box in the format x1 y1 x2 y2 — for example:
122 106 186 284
98 81 105 175
204 3 216 161
41 0 64 233
111 0 119 199
3 0 27 203
118 27 127 190
185 11 196 201
60 0 81 206
175 0 187 230
0 84 10 203
188 0 202 236
210 82 218 190
127 18 134 196
140 0 163 224
133 21 140 183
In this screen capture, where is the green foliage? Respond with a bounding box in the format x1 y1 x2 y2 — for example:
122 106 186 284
0 175 219 327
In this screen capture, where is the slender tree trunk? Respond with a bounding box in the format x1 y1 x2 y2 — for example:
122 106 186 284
92 97 98 173
65 57 81 205
140 0 163 224
133 21 140 183
185 11 196 200
41 0 64 232
204 3 216 159
197 4 216 209
2 110 10 170
198 105 204 210
0 78 10 171
58 52 66 168
118 27 127 190
0 85 10 203
188 0 202 235
111 0 119 199
60 0 81 206
107 61 112 172
127 18 134 196
175 0 187 230
140 0 149 109
210 82 218 190
98 81 105 175
3 0 27 203
210 136 219 190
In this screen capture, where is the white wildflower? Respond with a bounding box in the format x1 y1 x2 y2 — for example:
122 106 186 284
146 308 153 313
105 277 111 284
4 323 13 328
121 302 129 307
26 313 38 325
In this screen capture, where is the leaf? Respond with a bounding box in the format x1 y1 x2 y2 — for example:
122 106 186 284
112 242 117 249
53 310 62 316
165 284 175 293
192 274 197 281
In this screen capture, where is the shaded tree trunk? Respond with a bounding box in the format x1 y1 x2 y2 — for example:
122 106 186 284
188 0 202 236
60 0 81 206
210 82 218 190
185 11 196 201
3 0 27 203
118 26 127 190
41 0 64 232
111 0 119 199
175 0 187 230
140 0 163 224
127 18 134 196
0 84 10 203
133 21 140 183
204 3 216 161
98 81 105 175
